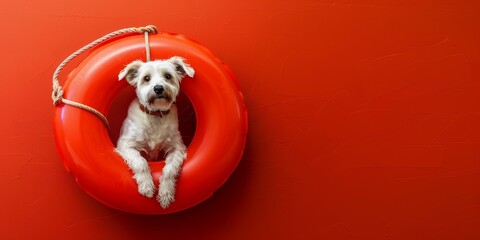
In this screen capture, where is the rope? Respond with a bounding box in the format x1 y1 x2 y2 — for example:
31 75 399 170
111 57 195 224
144 32 151 62
52 25 158 128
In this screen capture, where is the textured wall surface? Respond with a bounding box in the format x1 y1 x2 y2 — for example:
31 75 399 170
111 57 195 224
0 0 479 239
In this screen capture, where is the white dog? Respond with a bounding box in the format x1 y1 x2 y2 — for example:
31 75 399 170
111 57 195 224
115 56 194 208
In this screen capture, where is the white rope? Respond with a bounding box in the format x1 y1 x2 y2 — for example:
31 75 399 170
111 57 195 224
52 25 158 128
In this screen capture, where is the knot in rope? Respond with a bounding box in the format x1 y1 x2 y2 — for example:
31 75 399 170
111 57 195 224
136 25 158 34
52 81 64 105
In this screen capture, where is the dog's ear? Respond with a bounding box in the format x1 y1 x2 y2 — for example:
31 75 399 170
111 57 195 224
118 60 143 85
168 56 195 79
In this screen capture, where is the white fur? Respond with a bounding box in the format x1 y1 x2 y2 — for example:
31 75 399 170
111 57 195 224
115 57 194 208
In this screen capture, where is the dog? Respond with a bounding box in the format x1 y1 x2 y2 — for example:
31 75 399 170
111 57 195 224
115 56 194 208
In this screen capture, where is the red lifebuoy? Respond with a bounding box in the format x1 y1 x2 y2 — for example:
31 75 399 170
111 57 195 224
53 32 248 214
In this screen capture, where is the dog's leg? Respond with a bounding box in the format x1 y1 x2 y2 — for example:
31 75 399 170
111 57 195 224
157 133 187 208
116 148 155 198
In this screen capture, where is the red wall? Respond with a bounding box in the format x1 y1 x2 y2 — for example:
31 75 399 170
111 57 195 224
1 0 479 239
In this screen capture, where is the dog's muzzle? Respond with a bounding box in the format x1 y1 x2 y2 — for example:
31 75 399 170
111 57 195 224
148 85 172 103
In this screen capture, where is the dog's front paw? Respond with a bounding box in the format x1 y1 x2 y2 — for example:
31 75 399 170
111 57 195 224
157 178 176 208
134 173 155 198
157 192 174 209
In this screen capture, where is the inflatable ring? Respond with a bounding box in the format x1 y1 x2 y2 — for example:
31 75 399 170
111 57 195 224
53 32 248 214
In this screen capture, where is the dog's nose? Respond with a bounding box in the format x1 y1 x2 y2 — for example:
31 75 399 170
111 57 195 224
154 85 164 94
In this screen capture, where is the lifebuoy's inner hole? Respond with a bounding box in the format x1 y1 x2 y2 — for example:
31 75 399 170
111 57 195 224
107 87 197 161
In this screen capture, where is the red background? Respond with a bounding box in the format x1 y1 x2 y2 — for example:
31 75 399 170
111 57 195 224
1 0 479 239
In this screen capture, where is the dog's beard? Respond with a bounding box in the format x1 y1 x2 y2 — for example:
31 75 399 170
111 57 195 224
147 94 173 111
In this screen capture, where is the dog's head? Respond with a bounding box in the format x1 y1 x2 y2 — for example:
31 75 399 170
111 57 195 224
118 57 195 112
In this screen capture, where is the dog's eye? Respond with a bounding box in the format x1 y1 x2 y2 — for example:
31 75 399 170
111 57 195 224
144 76 150 82
164 73 172 80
